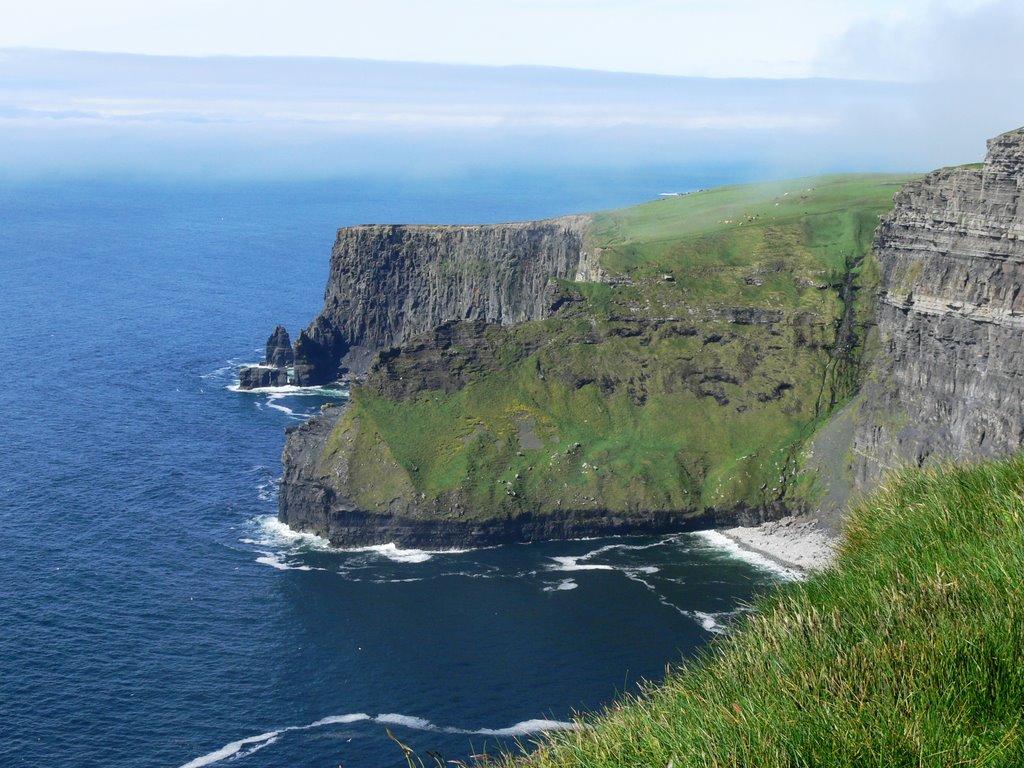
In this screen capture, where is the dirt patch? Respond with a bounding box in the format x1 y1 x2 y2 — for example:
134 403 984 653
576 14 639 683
514 415 543 450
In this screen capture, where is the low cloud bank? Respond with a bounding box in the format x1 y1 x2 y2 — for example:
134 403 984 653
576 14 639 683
1 50 1019 179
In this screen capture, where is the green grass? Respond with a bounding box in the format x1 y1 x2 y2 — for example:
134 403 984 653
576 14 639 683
590 174 911 279
320 173 914 520
496 455 1024 767
333 314 836 517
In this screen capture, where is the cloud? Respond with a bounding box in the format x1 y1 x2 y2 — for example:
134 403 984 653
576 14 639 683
819 0 1024 82
0 48 1016 180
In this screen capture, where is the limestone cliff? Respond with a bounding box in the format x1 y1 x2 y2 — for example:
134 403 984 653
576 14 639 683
277 174 908 546
293 216 593 384
853 128 1024 486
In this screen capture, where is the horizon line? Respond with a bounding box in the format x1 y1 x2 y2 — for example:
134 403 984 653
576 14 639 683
0 46 912 86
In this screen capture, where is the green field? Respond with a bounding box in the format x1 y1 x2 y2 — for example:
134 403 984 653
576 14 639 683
320 174 914 520
496 455 1024 767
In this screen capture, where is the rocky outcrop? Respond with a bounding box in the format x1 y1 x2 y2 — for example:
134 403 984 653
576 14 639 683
279 405 345 537
239 365 288 389
293 216 594 384
853 128 1024 486
366 320 542 399
238 325 295 389
266 325 294 368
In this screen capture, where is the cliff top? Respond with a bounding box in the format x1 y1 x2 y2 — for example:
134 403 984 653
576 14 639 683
333 214 592 237
590 173 914 279
984 126 1024 178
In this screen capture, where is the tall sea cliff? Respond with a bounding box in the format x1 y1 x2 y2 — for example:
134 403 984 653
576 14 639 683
272 175 907 545
292 216 595 383
853 128 1024 485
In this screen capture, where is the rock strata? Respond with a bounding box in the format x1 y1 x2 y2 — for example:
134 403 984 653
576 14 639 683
853 128 1024 486
293 216 594 384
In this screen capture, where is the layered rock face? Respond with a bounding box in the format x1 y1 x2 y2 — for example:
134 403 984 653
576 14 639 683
853 128 1024 486
293 216 592 384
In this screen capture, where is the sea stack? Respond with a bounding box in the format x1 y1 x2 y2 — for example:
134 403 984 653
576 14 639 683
238 325 294 390
266 325 295 368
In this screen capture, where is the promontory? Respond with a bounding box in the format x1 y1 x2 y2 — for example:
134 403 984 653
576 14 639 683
252 127 1024 549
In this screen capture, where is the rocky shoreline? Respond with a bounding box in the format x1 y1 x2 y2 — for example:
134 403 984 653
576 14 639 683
718 516 838 575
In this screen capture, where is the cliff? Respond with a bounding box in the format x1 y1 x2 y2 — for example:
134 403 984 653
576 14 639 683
292 216 594 384
852 128 1024 486
278 175 909 546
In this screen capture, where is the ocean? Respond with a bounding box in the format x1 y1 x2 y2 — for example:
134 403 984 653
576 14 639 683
0 169 788 767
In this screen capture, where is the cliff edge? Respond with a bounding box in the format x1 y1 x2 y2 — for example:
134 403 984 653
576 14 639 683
853 127 1024 486
292 216 595 384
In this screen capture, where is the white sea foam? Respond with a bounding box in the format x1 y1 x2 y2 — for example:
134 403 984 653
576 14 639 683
256 480 277 503
254 555 319 572
265 394 297 417
242 516 334 572
376 713 436 730
178 729 282 768
244 518 476 572
255 515 333 551
309 713 373 727
548 538 671 573
543 578 578 592
691 530 800 579
632 565 660 575
476 719 578 737
231 735 281 761
200 363 239 380
549 555 615 572
178 712 571 767
227 382 349 397
690 610 727 635
343 542 472 564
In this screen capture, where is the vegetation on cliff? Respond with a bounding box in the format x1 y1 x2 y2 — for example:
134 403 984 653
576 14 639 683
496 454 1024 767
318 174 912 524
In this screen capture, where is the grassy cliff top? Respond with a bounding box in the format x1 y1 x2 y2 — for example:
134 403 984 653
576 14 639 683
591 174 913 276
500 454 1024 767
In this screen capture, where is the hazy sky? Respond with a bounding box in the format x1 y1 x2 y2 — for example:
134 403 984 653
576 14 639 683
2 1 1022 179
1 0 1013 79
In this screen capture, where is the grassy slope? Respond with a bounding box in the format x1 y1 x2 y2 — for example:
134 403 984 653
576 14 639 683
325 174 914 519
500 455 1024 767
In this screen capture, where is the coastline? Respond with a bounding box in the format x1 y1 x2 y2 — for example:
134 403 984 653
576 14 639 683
718 515 838 575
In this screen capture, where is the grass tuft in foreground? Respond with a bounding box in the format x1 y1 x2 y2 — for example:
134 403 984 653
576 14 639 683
497 455 1024 767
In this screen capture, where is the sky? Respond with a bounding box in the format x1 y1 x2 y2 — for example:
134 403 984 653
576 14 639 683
1 1 1022 179
0 0 1014 79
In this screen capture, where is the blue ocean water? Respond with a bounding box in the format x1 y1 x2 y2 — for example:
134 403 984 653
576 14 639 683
0 169 786 768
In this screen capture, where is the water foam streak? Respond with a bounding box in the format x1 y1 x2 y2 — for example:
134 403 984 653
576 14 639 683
178 713 575 767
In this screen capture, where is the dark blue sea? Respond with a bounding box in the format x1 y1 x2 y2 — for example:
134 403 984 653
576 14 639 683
0 168 789 768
